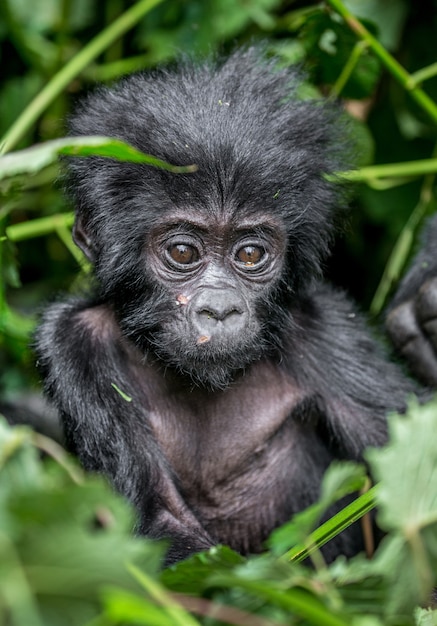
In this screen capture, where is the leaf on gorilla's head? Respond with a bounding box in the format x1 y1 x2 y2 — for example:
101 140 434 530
0 136 197 182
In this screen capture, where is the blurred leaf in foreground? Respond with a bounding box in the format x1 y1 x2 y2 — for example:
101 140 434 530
366 398 437 618
0 418 165 626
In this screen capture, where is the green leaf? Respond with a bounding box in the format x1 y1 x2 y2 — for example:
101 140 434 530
367 398 437 533
366 398 437 616
208 571 351 626
0 136 197 182
161 545 245 594
415 606 437 626
301 10 382 98
102 588 180 626
328 554 388 618
0 420 166 626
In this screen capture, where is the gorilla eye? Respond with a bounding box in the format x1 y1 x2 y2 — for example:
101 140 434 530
168 243 199 265
236 245 264 266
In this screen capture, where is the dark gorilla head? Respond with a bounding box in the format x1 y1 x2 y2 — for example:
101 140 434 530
66 47 349 389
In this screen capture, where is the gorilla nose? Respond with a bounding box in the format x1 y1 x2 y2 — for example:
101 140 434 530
193 290 245 332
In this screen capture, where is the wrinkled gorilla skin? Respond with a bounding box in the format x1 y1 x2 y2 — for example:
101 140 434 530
386 215 437 387
35 48 434 565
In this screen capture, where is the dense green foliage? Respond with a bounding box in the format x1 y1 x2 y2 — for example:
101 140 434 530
1 1 437 624
2 401 437 625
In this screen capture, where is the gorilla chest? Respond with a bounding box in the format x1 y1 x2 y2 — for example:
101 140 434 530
144 361 334 553
146 361 311 489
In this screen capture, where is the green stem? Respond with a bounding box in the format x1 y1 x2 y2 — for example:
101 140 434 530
0 0 165 155
370 198 427 316
5 213 74 242
331 40 368 98
84 53 154 83
370 145 437 316
284 486 378 562
410 62 437 87
325 0 437 124
330 157 437 183
0 306 35 339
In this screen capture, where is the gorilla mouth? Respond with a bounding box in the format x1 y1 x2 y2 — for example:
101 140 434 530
151 325 267 390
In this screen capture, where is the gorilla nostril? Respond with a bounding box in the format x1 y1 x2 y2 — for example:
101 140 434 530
198 307 241 323
198 308 216 320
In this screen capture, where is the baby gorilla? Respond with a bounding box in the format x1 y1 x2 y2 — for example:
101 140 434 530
36 47 437 564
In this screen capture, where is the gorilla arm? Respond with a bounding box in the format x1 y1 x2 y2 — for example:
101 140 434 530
35 299 215 563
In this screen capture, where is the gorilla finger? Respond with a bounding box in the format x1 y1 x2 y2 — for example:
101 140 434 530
386 301 437 386
386 301 419 350
395 337 437 387
417 277 437 349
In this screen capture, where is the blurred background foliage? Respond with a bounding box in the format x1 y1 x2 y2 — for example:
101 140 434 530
1 0 437 404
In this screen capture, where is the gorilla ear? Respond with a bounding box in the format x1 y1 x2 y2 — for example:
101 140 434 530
73 215 97 263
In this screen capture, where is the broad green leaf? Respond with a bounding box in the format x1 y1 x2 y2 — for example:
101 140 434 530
366 399 437 616
0 420 165 626
328 554 387 617
367 398 437 532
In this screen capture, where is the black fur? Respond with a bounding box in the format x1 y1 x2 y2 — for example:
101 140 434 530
35 48 430 564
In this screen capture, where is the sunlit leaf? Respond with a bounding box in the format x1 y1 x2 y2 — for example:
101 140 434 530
0 136 197 181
